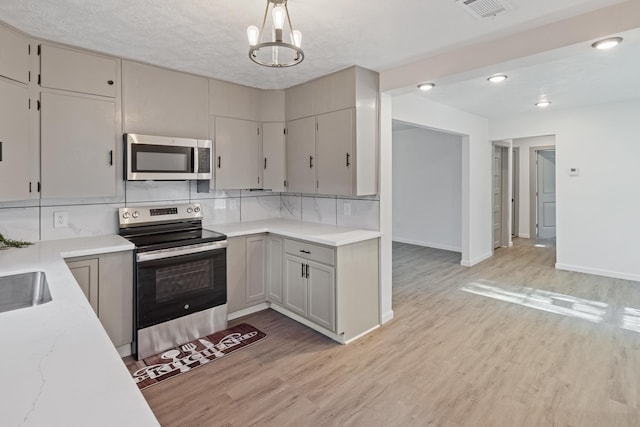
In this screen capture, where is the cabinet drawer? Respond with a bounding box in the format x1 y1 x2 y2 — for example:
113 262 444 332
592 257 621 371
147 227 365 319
40 44 117 97
284 239 334 266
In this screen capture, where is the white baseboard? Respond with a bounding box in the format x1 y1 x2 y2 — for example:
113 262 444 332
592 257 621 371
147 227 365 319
343 325 380 344
555 263 640 282
381 310 394 324
392 237 462 253
518 233 530 239
228 302 269 321
461 251 493 267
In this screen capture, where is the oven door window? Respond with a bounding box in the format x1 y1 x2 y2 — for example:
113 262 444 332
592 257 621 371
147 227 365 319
136 249 226 329
132 144 194 173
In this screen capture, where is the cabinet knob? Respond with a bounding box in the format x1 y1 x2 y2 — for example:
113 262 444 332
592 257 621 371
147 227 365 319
107 80 114 85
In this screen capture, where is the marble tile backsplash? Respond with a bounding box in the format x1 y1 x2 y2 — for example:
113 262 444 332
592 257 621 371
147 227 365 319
0 180 380 242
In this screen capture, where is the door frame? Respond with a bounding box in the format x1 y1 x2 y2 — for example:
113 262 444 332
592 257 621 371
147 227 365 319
529 145 556 239
492 141 511 249
512 147 519 237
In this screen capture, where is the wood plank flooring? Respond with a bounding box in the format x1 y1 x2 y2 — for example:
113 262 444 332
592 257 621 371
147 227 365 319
131 239 640 426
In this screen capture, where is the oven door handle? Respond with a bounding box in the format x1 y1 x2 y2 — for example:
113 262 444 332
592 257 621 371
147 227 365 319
136 241 228 262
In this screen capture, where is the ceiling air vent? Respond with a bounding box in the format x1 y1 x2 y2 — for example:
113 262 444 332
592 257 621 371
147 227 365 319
456 0 512 19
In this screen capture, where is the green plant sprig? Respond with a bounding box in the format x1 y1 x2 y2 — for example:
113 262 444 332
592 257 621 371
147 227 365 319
0 232 33 248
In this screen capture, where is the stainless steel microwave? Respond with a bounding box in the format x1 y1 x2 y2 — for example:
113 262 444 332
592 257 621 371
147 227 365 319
125 133 212 181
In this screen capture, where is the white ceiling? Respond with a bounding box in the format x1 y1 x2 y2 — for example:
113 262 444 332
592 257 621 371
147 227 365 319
0 0 627 89
416 27 640 119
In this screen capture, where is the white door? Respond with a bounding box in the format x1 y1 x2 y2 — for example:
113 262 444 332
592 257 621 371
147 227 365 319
536 150 556 239
262 122 286 192
283 254 307 317
286 116 316 193
214 117 261 189
307 260 335 332
0 78 30 201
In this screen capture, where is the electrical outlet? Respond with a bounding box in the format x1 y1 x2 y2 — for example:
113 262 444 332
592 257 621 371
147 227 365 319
343 202 352 216
54 211 68 228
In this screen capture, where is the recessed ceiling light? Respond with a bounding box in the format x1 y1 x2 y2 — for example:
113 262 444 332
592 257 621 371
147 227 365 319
591 37 623 50
417 83 435 91
487 74 508 83
535 101 551 108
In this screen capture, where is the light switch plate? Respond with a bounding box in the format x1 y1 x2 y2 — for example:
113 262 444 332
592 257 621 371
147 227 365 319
343 202 352 216
54 211 68 228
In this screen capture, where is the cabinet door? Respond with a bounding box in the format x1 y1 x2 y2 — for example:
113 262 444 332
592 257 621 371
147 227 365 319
40 44 117 98
226 236 247 313
246 235 267 304
98 252 133 347
286 116 316 193
283 254 307 317
40 92 116 198
0 26 29 84
262 122 286 192
316 109 355 196
214 117 261 189
307 260 335 331
0 78 30 201
267 235 283 303
67 258 99 314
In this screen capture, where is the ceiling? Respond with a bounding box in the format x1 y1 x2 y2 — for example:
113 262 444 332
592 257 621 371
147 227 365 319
0 0 627 89
415 26 640 119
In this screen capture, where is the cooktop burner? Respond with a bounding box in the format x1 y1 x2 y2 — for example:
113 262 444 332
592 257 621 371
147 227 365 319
118 203 226 252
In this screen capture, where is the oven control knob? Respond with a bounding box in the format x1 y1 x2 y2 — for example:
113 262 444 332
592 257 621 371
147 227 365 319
194 206 201 213
122 212 130 219
132 211 140 218
184 304 190 310
187 207 193 213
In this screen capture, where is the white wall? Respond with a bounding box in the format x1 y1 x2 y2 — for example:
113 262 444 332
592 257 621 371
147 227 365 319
512 135 556 238
490 99 640 281
392 127 462 252
391 93 492 266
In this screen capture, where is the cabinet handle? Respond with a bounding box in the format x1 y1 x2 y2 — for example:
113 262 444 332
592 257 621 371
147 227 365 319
107 80 114 85
217 156 221 168
305 264 310 279
0 141 2 162
346 152 351 167
264 157 267 170
299 249 310 254
109 150 113 166
301 263 305 278
309 156 313 168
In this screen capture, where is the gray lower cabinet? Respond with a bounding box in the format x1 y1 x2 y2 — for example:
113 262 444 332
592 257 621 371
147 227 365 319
65 251 133 348
283 241 336 332
227 234 268 313
267 235 283 303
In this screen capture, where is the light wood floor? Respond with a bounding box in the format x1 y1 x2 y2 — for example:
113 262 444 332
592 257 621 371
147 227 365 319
133 239 640 426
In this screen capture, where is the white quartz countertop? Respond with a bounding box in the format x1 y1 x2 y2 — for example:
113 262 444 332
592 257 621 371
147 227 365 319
204 218 381 246
0 235 159 427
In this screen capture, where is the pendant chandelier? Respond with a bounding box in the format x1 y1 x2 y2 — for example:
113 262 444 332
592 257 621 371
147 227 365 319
247 0 304 67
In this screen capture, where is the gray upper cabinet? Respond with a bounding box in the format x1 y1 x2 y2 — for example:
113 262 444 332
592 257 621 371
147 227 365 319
214 116 262 189
284 66 378 196
40 44 117 98
40 92 116 198
123 61 209 138
0 26 29 84
0 78 30 201
210 78 261 122
285 116 316 194
316 109 355 196
262 122 286 192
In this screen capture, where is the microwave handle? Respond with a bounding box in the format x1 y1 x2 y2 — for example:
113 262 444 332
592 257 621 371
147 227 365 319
193 146 198 174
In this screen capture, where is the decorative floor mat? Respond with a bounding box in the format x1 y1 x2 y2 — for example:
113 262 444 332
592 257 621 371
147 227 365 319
129 323 266 390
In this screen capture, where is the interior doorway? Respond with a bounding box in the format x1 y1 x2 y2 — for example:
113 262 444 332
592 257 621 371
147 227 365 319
532 149 556 239
492 144 509 249
512 147 519 237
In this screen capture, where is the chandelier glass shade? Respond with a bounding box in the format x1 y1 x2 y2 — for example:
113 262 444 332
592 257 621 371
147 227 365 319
247 0 304 67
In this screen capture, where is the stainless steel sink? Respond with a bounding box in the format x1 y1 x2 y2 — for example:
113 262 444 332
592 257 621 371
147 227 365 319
0 271 52 314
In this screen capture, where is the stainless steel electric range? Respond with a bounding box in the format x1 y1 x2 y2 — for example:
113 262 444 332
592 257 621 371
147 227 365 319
118 203 228 360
